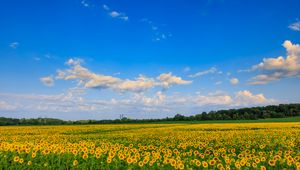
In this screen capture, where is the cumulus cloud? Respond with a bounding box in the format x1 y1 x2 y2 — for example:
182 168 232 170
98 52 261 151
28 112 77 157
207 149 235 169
249 40 300 85
233 90 273 106
9 42 19 49
193 92 233 106
57 59 120 89
191 90 275 107
249 73 283 85
230 78 239 85
159 90 274 107
55 58 191 92
40 76 54 87
288 21 300 31
103 4 128 21
84 75 120 89
118 77 155 92
157 73 192 89
189 67 218 78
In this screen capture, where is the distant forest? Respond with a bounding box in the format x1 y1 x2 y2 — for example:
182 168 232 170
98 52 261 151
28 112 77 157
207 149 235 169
0 103 299 126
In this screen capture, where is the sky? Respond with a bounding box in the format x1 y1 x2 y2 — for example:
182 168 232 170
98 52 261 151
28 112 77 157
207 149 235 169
0 0 300 120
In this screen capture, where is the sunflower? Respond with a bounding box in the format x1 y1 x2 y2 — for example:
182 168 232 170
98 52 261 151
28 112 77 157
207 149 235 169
72 149 78 155
13 156 20 162
235 162 241 169
138 161 144 167
31 152 36 158
268 159 276 166
73 160 78 166
209 160 216 166
171 159 176 167
202 161 208 168
127 157 133 164
178 163 184 170
82 153 88 159
252 162 257 168
260 165 266 170
195 160 201 167
19 158 24 164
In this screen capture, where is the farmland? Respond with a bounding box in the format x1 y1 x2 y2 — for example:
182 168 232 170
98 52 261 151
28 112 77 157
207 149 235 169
0 122 300 169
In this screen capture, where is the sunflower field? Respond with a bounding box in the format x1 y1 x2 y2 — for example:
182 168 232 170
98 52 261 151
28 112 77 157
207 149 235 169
0 122 299 169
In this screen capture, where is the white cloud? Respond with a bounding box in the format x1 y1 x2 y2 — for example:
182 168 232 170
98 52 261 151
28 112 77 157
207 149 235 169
141 18 172 42
84 75 120 89
233 90 274 106
9 42 19 49
249 40 300 85
0 88 93 113
191 90 275 107
189 67 218 78
0 79 278 119
133 91 166 106
55 58 191 92
156 73 192 89
288 21 300 31
168 90 275 107
0 101 18 110
103 4 110 11
0 89 275 118
81 0 90 7
103 4 128 21
40 76 54 87
66 58 83 66
193 93 233 106
249 72 283 85
110 11 121 17
230 78 239 85
57 59 120 89
215 81 222 85
116 75 155 92
44 54 56 60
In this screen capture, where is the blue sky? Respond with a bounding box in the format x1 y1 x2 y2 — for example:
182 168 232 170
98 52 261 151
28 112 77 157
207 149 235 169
0 0 300 120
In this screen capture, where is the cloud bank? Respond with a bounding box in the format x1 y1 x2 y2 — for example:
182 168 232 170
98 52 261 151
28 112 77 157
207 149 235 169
0 89 276 119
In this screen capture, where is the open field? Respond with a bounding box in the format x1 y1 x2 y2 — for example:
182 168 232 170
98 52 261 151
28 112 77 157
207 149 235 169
0 122 300 169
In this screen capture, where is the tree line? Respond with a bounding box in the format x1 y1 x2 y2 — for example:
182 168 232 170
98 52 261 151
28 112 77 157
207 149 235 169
0 103 299 126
